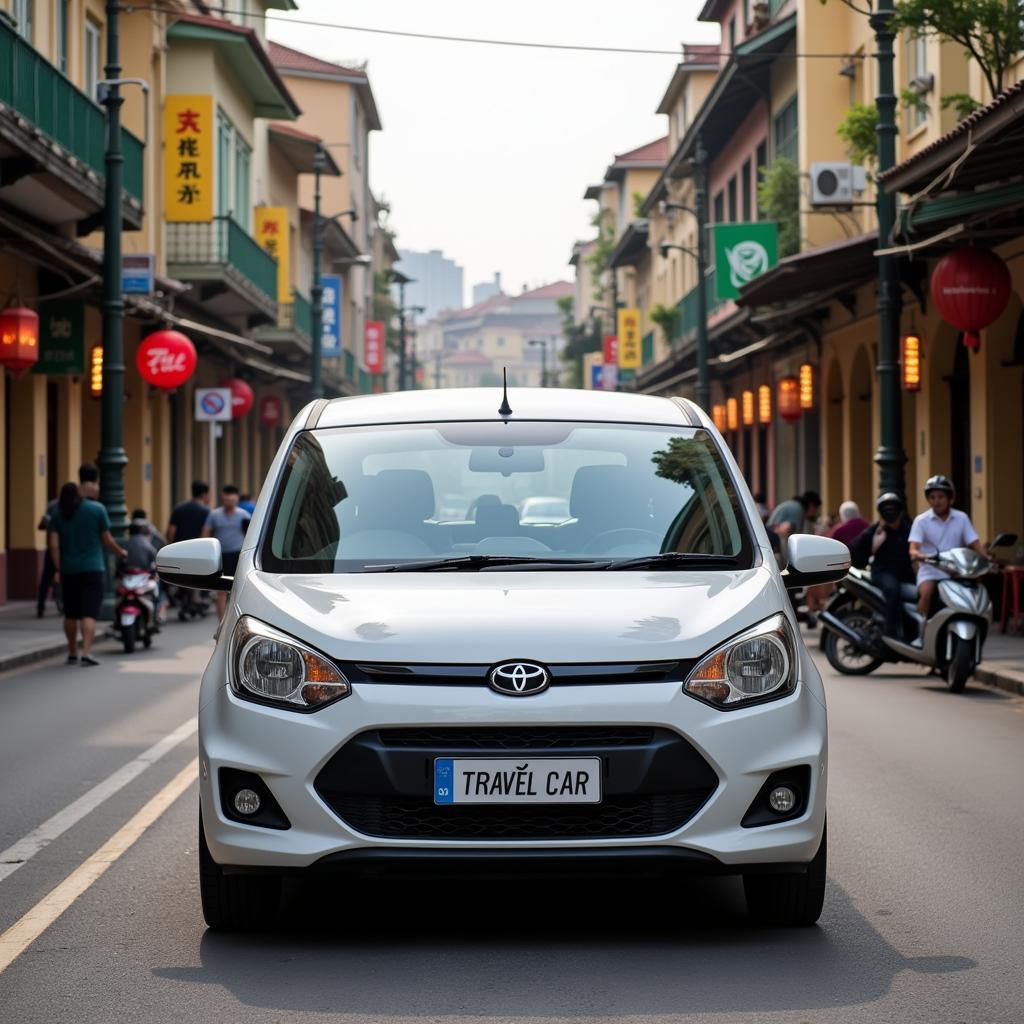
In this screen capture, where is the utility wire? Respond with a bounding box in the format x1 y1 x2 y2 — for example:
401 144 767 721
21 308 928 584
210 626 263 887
124 4 867 60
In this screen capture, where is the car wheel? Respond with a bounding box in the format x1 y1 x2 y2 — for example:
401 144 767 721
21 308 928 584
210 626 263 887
198 813 280 931
744 823 826 927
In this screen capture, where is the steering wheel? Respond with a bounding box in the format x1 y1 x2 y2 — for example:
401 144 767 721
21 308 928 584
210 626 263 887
581 528 660 554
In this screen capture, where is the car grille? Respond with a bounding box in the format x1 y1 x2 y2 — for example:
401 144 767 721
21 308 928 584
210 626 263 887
315 726 718 842
333 793 709 840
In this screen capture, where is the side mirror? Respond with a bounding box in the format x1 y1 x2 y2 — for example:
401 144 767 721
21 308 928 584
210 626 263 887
156 538 232 592
991 532 1018 549
781 534 850 590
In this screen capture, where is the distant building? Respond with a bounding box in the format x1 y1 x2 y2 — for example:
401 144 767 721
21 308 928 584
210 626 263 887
394 248 464 321
472 272 503 305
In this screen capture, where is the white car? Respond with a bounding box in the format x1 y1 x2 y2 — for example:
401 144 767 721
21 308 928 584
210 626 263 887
157 388 849 931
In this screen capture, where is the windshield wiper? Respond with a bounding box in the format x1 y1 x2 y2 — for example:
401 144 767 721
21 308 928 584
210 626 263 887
360 555 610 573
606 553 741 571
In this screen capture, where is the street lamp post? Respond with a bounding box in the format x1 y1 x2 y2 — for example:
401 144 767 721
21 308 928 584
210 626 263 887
528 339 549 387
99 0 127 565
870 0 906 498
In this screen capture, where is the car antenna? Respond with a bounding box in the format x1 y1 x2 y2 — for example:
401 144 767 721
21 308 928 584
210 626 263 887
498 366 513 417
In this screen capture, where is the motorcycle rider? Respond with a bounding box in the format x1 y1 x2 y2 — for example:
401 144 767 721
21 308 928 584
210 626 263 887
909 475 987 643
849 493 914 639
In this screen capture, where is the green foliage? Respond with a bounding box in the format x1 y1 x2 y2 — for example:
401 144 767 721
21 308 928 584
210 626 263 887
649 303 680 344
756 157 800 258
837 102 880 165
584 209 616 302
890 0 1024 98
941 92 982 120
632 191 647 218
899 87 929 121
373 270 401 351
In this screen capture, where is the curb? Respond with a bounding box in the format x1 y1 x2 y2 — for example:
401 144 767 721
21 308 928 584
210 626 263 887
975 664 1024 698
0 642 69 675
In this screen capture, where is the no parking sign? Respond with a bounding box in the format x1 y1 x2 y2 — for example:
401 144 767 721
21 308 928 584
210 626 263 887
194 387 233 422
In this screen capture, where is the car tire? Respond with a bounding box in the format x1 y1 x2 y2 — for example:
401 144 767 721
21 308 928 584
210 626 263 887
198 813 280 931
743 823 826 927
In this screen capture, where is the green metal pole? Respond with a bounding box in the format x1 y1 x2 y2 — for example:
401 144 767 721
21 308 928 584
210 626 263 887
99 0 126 615
397 280 407 390
871 0 906 498
310 146 324 400
694 135 711 413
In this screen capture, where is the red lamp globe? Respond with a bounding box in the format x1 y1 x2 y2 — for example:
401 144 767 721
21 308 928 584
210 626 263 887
136 330 196 390
221 377 254 419
930 245 1012 350
0 306 40 379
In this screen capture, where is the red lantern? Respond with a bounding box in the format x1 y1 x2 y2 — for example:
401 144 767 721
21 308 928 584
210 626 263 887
136 330 196 390
930 245 1012 350
0 306 40 378
221 377 254 419
778 377 801 423
259 394 282 429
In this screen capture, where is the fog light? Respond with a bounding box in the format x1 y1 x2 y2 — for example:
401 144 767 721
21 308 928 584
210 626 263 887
233 788 261 816
768 786 797 814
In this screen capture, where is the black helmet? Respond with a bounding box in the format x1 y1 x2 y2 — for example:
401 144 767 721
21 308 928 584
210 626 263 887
876 491 903 514
924 474 955 498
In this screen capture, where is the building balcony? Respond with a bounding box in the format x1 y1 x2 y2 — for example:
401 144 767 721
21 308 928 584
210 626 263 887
166 216 278 325
251 288 312 352
674 268 723 343
0 14 144 230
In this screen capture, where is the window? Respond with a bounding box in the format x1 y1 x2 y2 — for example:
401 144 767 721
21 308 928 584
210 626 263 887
906 33 928 130
728 17 736 51
773 95 798 163
756 139 768 184
84 19 102 100
12 0 32 41
741 158 752 221
713 190 724 224
727 175 737 223
216 110 234 218
55 0 68 74
234 136 251 230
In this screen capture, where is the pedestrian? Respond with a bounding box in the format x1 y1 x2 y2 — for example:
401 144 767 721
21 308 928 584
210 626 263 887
767 490 822 538
909 475 987 645
78 461 100 500
36 493 60 617
850 493 914 639
239 493 257 515
48 481 127 667
131 507 166 550
202 484 251 620
752 491 771 524
828 501 870 548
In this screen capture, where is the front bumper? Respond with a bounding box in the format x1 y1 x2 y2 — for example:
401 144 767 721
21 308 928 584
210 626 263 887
198 649 827 872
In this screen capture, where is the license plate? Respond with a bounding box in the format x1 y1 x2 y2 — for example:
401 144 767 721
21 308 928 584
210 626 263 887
434 757 601 805
120 612 136 626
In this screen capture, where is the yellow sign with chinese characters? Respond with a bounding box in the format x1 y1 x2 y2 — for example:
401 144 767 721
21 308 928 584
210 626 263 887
617 308 642 369
164 95 213 222
254 206 290 303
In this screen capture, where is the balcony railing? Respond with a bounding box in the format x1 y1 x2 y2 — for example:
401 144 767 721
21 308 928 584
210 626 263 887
279 290 312 339
674 268 722 343
0 16 144 203
166 216 278 306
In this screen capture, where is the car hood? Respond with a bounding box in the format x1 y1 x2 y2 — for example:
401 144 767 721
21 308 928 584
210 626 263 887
239 567 783 664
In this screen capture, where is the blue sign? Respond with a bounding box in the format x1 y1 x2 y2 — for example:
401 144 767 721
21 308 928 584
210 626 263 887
321 273 342 356
591 363 603 390
122 253 154 295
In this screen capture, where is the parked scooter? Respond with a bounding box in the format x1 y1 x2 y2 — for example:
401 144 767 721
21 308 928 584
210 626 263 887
820 534 1016 692
114 567 160 653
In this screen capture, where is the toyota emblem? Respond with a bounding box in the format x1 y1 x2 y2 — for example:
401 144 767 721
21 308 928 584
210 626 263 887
488 661 550 696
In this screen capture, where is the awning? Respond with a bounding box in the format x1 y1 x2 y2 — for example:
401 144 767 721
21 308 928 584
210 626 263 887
608 220 650 269
268 124 342 176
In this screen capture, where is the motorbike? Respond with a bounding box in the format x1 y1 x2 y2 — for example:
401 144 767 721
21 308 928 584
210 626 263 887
820 533 1016 693
169 583 211 622
114 567 160 653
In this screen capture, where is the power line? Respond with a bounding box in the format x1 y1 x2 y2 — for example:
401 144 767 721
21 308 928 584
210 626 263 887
125 5 867 60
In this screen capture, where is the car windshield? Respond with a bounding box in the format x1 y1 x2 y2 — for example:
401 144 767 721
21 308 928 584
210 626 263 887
260 420 751 572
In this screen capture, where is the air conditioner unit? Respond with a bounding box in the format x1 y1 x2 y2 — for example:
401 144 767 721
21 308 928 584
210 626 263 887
810 161 854 206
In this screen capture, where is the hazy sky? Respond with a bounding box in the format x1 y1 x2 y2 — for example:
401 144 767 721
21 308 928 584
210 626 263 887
267 1 717 303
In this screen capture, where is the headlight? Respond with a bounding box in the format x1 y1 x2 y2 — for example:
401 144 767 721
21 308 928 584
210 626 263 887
683 613 796 709
230 616 350 711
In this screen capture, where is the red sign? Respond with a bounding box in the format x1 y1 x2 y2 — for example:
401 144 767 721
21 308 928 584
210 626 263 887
136 330 196 390
220 377 254 419
365 320 385 374
259 394 282 428
603 335 618 367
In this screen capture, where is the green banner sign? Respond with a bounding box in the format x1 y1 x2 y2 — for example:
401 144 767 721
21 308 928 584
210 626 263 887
713 221 778 301
33 300 85 375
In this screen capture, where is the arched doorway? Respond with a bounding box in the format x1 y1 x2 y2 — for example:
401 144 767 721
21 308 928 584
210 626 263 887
823 358 843 515
848 345 874 511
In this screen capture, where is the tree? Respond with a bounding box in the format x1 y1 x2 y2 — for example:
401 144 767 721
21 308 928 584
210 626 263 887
649 303 681 346
757 157 801 257
556 295 601 388
837 102 880 166
372 270 400 351
584 209 616 302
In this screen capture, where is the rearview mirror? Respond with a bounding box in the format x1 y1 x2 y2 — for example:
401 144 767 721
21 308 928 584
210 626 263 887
156 538 233 592
468 447 546 474
991 532 1018 549
781 534 850 590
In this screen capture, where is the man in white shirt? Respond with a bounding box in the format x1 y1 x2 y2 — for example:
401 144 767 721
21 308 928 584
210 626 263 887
909 475 987 637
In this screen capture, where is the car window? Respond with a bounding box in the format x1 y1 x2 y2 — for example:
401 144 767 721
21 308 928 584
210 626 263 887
261 421 751 572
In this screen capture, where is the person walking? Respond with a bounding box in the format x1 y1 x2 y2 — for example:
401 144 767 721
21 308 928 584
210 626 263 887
166 480 211 543
202 484 250 620
48 481 127 666
767 490 822 538
36 493 60 617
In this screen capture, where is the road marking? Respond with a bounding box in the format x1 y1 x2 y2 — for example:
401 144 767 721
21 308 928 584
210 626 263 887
0 759 197 975
0 717 197 884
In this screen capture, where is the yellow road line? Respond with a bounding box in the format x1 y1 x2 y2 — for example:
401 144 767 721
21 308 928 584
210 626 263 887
0 759 198 975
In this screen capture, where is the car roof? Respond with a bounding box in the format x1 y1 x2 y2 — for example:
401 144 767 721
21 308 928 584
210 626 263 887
313 387 700 429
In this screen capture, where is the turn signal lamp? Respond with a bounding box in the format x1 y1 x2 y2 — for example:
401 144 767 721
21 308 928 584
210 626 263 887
901 334 922 391
726 397 739 431
758 384 771 424
799 363 814 410
89 345 103 397
741 389 754 426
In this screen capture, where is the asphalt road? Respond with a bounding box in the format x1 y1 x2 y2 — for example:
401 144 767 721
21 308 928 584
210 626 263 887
1 622 1022 1023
